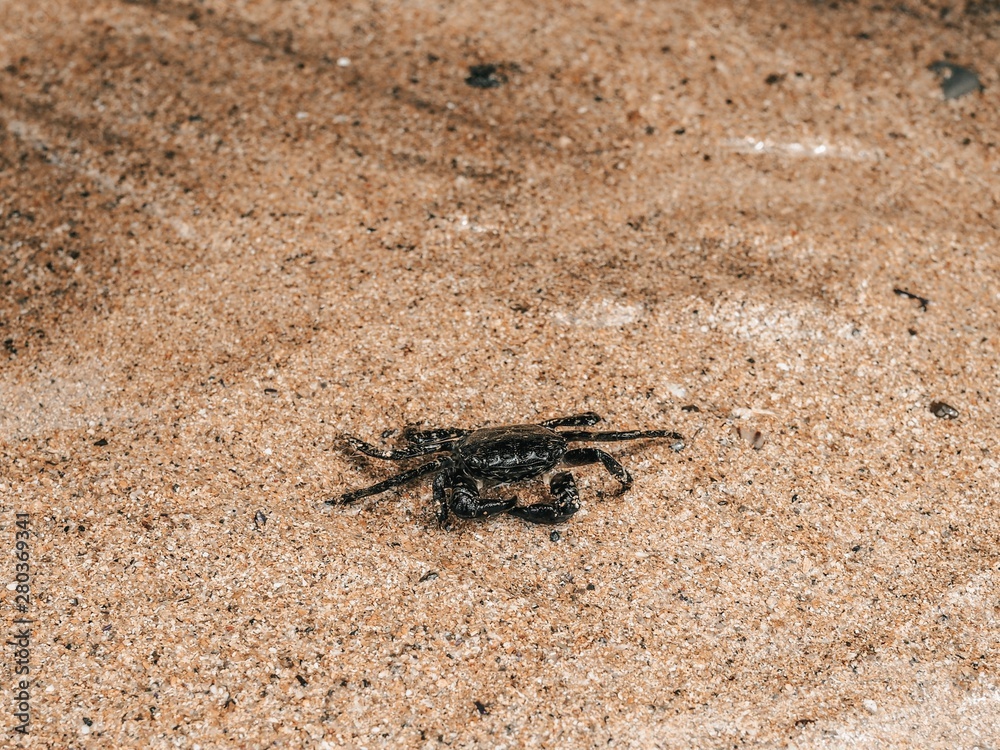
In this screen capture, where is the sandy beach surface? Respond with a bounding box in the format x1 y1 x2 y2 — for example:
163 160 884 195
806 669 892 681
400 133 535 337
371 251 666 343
2 1 999 746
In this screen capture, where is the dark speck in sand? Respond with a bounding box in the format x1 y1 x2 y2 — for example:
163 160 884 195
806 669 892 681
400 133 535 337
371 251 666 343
929 62 983 100
929 401 960 419
465 64 506 89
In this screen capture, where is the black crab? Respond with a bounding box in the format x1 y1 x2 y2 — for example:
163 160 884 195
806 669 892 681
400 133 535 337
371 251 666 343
332 413 683 524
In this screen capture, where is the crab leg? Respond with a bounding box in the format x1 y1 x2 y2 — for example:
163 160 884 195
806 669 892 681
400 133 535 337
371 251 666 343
558 429 682 444
402 427 469 450
541 413 603 429
334 456 452 504
508 471 581 524
344 435 447 460
562 447 633 494
448 474 517 519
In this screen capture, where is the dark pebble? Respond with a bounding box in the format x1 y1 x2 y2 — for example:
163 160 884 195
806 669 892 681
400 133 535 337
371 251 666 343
929 401 960 419
465 64 505 89
929 61 983 100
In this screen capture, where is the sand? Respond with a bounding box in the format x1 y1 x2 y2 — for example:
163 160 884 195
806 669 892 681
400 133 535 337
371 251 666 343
1 0 999 746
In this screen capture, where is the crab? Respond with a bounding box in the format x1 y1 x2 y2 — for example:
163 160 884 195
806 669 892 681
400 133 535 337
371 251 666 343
331 413 683 524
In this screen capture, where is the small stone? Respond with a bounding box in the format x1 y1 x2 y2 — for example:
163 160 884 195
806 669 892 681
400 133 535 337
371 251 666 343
465 64 505 89
929 401 959 419
929 61 983 100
